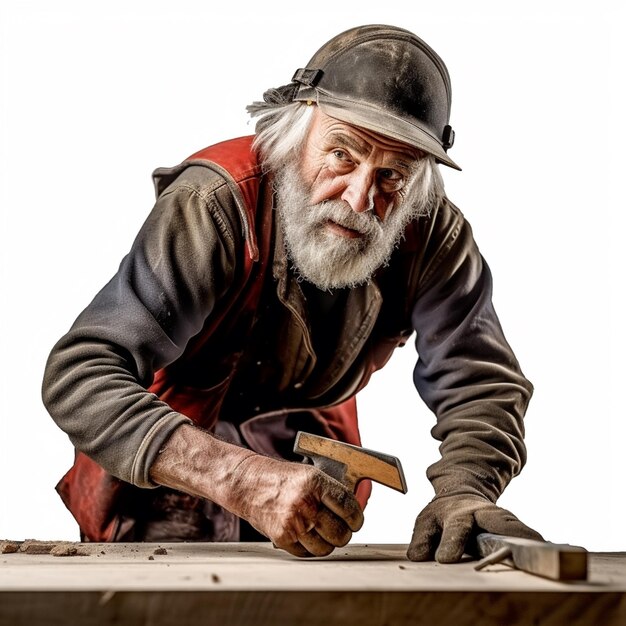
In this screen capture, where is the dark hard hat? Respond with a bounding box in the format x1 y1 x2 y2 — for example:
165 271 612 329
292 24 460 170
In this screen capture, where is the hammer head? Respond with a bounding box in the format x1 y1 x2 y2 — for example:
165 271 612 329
293 431 408 494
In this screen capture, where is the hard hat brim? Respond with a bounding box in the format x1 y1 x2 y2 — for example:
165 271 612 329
313 95 461 171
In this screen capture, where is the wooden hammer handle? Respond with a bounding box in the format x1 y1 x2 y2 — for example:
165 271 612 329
293 432 408 494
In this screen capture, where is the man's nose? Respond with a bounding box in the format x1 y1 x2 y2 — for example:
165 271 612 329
341 169 377 214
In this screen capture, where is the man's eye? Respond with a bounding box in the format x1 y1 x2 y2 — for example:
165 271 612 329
333 149 349 161
379 170 405 191
379 168 402 181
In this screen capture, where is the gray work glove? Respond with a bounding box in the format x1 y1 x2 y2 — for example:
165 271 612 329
407 494 543 563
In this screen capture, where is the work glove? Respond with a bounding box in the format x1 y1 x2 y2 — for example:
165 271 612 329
232 455 364 558
407 494 543 563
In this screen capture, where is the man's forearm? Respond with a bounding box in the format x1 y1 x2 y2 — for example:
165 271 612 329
148 422 364 557
148 423 257 516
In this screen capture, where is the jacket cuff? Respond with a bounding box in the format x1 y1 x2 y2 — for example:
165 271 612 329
427 466 510 503
130 412 193 488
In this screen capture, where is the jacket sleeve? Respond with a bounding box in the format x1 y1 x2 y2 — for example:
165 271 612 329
42 166 242 488
411 202 532 502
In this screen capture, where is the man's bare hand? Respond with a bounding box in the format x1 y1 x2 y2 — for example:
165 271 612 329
231 455 364 557
149 423 363 557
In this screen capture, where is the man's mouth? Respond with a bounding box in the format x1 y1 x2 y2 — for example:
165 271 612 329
324 219 365 239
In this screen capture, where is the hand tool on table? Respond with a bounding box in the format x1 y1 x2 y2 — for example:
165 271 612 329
474 532 588 581
293 431 408 494
293 432 587 581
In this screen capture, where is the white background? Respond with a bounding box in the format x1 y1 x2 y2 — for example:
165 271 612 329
1 0 624 551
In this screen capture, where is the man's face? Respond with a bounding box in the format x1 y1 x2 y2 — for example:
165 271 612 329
300 108 422 223
276 108 432 291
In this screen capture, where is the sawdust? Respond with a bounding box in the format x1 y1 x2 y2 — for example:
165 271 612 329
0 541 20 554
50 544 88 557
2 541 170 559
1 540 88 556
20 540 58 554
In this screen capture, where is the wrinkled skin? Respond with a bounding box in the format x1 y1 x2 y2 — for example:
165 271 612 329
150 424 363 557
300 108 422 220
407 495 544 563
231 455 364 557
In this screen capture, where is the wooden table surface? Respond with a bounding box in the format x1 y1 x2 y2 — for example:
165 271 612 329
1 542 625 625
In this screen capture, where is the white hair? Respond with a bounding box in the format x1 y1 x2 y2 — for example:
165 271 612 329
250 101 445 206
401 153 445 219
250 102 314 172
274 149 445 291
248 99 447 289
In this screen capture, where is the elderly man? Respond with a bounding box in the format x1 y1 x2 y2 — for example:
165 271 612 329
43 24 542 561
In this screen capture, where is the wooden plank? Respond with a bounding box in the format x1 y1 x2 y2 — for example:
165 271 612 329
1 544 624 626
1 590 625 626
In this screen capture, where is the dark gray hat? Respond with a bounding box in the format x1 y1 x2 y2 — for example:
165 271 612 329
291 24 460 170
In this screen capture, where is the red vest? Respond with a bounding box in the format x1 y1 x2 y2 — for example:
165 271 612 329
56 136 366 541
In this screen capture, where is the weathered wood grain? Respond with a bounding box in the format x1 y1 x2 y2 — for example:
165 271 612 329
0 544 624 626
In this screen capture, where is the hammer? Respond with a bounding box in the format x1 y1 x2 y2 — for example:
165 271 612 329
474 533 588 581
293 431 408 495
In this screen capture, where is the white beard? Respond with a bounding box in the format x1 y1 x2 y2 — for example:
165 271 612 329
275 161 434 291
